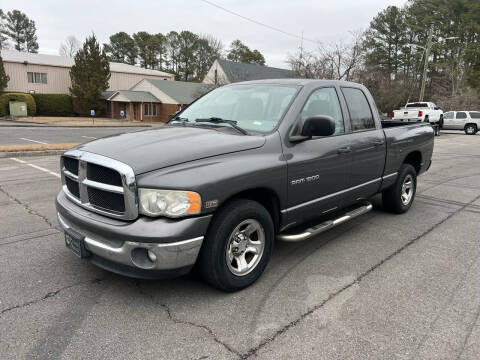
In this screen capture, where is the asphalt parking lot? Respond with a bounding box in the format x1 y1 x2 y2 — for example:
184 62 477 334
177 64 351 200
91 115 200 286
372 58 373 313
0 124 147 146
0 131 479 359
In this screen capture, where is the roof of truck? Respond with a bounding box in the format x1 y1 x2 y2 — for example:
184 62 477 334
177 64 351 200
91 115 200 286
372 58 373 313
231 78 364 87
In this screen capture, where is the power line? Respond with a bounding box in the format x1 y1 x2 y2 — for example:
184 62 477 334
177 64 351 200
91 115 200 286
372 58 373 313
198 0 317 44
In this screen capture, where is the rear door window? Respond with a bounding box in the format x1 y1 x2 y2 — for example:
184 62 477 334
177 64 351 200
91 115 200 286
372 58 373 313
456 112 467 119
469 112 480 119
341 87 375 131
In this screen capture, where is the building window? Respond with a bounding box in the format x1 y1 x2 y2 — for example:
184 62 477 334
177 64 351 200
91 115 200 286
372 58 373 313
27 72 47 84
144 103 157 116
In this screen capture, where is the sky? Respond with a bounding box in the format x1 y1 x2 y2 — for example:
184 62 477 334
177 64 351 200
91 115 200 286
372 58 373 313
2 0 407 68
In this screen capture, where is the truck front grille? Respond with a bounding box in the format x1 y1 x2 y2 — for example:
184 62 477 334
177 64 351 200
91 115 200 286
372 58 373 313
61 151 137 220
87 163 122 186
63 156 78 175
65 176 80 198
88 187 125 213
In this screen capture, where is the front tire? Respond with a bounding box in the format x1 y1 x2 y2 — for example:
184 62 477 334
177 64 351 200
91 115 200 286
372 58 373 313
465 124 477 135
382 164 417 214
197 199 274 291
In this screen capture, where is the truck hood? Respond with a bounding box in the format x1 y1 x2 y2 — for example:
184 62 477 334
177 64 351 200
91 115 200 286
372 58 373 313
76 126 266 174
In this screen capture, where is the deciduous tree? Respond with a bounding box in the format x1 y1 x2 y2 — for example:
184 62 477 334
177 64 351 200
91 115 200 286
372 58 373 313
59 35 80 57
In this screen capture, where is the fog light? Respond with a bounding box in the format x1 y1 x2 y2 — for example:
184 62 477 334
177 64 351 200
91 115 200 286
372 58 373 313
147 249 157 262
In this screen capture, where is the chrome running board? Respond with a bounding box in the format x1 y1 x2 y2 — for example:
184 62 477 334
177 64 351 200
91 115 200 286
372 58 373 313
277 202 373 242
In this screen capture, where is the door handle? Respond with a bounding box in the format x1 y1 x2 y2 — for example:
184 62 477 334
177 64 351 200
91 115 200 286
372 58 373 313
337 146 352 154
373 140 384 146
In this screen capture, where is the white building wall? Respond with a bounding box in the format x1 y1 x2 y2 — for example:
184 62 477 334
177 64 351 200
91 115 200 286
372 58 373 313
4 62 71 94
3 61 175 94
202 60 229 85
130 79 178 104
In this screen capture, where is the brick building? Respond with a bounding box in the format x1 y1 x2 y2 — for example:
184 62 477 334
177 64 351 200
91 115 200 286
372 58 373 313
103 79 213 122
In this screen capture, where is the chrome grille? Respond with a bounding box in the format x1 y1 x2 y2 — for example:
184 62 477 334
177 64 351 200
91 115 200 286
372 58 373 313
61 150 138 220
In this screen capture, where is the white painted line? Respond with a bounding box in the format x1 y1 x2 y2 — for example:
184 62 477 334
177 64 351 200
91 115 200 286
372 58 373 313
0 166 19 171
10 158 61 178
81 136 97 139
20 137 48 145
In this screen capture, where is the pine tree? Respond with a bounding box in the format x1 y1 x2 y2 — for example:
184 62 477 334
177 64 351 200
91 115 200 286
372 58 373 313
5 10 38 53
69 34 110 115
0 55 9 91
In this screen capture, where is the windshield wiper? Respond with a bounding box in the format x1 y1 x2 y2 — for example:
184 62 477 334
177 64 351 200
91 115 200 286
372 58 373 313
195 117 249 135
169 116 189 126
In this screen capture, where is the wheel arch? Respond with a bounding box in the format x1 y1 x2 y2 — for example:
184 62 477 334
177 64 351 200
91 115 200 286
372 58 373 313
403 151 422 174
218 187 281 232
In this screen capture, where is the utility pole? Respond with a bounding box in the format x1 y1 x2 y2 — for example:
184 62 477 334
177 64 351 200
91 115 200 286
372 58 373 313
300 30 304 59
419 25 433 102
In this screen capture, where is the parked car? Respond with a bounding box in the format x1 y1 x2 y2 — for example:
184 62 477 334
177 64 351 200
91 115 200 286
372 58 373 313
442 111 480 135
393 101 443 124
56 79 434 291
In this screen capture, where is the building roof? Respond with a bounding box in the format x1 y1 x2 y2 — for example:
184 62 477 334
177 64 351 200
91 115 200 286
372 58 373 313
0 49 173 77
217 59 294 82
108 90 160 102
101 91 116 100
144 79 213 104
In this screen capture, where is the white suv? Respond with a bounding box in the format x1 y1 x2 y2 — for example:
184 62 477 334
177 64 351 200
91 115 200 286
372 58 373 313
442 111 480 135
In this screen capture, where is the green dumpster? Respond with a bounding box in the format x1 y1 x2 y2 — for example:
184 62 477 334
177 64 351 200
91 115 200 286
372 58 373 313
9 101 28 117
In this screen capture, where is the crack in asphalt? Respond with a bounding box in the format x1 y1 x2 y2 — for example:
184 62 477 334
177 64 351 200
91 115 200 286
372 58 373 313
0 278 104 318
455 302 480 360
134 281 242 359
0 229 61 247
0 184 57 229
240 193 480 359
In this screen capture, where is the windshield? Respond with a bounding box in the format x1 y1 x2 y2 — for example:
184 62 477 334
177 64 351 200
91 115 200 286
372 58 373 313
172 84 298 133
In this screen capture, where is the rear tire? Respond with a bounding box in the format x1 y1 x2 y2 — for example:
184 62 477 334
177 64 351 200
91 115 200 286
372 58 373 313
197 199 274 292
465 124 477 135
382 164 417 214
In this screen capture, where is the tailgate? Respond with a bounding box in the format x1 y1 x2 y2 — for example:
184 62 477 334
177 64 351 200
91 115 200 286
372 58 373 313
394 110 419 119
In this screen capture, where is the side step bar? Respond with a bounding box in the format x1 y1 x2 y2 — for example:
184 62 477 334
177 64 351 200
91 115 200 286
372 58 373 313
277 202 373 242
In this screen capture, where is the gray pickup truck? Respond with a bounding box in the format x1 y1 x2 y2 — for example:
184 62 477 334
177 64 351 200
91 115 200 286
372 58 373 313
56 79 434 291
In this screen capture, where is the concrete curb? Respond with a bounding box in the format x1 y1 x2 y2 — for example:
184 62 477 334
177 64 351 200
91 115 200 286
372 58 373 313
0 123 152 128
0 150 65 158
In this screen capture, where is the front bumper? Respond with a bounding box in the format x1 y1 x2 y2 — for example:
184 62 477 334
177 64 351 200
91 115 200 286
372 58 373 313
56 191 212 279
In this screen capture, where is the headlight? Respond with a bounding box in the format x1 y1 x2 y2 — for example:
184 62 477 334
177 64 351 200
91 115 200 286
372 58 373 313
138 189 201 218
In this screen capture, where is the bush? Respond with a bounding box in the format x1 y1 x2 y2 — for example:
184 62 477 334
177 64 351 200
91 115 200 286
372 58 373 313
0 92 36 116
72 98 105 116
32 94 74 116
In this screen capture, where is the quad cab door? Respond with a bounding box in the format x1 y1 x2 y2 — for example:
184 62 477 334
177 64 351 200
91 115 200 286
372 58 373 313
339 87 385 205
284 87 351 226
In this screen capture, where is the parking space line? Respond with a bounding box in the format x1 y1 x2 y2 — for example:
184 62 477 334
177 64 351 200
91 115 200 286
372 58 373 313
20 138 48 144
10 158 61 178
81 136 97 139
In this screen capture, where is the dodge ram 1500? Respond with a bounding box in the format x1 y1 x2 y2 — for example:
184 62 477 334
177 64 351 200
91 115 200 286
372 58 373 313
56 79 434 291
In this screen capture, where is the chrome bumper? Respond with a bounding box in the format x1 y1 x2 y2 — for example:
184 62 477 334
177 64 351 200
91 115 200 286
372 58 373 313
57 212 204 272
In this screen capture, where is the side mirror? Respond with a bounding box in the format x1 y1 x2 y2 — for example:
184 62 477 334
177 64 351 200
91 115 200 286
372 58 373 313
301 115 335 138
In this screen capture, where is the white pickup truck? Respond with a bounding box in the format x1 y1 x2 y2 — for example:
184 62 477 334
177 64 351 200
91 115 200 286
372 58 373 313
393 102 444 125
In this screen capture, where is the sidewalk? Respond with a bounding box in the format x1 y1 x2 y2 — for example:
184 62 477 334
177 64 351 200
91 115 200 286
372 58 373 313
0 116 164 127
